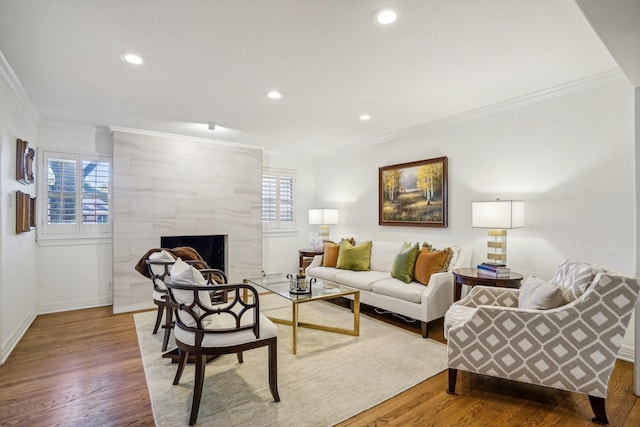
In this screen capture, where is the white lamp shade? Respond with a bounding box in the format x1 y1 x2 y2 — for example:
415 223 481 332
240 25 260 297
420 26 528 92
308 208 339 225
471 200 524 229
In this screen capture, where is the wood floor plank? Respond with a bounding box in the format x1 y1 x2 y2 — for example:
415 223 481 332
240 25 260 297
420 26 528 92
1 303 638 426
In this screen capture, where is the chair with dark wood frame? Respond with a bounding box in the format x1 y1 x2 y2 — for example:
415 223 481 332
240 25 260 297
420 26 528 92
146 258 213 351
166 281 279 426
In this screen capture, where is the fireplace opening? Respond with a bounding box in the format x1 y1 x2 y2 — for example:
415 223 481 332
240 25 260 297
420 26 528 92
161 234 226 272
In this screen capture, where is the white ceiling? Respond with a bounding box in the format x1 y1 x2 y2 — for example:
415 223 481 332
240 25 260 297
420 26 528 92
0 0 621 154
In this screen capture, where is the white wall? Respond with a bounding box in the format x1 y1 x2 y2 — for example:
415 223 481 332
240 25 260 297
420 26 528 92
35 122 113 313
262 151 318 276
315 71 638 358
0 57 40 364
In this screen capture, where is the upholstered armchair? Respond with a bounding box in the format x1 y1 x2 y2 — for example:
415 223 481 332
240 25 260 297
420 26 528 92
445 260 640 424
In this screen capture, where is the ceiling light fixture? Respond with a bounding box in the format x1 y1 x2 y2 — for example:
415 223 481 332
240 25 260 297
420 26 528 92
373 8 399 25
120 53 144 65
359 114 371 121
266 90 283 100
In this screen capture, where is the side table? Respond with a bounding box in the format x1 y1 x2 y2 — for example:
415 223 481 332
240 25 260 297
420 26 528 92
452 268 523 302
298 248 324 270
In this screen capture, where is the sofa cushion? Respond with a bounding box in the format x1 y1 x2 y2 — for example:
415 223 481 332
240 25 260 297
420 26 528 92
371 278 426 304
391 242 420 283
334 270 390 291
306 266 339 282
551 259 602 302
519 276 564 310
370 241 407 272
414 246 452 285
336 240 372 271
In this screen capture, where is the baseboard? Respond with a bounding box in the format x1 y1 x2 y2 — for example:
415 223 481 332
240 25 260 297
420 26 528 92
618 344 635 363
37 296 113 315
112 301 155 314
1 309 37 365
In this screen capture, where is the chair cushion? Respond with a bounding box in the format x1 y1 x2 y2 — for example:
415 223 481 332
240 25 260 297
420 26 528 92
336 240 372 271
371 278 426 303
153 289 167 301
551 259 602 302
518 276 565 310
390 242 420 283
174 313 278 347
334 270 390 291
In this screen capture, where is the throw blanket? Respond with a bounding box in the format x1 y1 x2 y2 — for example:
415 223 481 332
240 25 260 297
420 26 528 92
134 247 206 279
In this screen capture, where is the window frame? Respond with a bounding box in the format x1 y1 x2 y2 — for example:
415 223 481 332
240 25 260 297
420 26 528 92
39 150 112 240
262 168 296 230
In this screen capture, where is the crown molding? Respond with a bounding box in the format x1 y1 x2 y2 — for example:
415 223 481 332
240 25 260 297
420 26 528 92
319 69 625 158
0 49 42 124
109 126 263 152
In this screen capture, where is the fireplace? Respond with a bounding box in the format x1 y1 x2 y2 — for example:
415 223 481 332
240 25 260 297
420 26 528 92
161 234 226 272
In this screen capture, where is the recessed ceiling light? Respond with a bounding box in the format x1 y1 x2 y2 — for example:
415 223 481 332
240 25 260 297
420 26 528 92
373 8 399 25
120 53 144 65
359 114 371 121
266 90 283 100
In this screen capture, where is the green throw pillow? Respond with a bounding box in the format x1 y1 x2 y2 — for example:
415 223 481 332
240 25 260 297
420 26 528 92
336 240 372 271
391 242 420 283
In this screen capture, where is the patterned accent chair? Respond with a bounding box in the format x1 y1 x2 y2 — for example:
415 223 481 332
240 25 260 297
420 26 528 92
445 260 640 425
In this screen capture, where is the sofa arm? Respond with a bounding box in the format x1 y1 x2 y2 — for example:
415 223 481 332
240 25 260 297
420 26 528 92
419 271 455 322
305 254 323 273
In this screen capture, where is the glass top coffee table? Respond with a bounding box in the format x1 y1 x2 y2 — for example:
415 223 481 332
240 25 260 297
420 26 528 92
243 276 360 354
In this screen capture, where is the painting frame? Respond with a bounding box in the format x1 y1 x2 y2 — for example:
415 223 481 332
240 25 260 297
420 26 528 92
16 138 35 185
379 156 448 228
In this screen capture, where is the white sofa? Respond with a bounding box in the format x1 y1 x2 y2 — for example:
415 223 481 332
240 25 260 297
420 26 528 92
306 241 472 337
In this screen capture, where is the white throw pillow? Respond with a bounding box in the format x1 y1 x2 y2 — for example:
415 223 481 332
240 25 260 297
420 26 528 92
519 276 565 310
170 258 214 327
147 249 175 289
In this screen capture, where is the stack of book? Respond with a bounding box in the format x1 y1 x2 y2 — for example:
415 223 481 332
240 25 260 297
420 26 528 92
477 262 511 278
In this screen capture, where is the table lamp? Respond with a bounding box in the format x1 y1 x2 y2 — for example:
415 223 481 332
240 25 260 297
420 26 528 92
471 200 524 265
308 208 339 241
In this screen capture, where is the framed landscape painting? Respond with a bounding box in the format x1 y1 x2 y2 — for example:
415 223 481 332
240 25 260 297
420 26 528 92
379 156 448 228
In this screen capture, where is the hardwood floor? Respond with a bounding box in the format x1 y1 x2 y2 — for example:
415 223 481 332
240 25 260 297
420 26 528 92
1 303 639 426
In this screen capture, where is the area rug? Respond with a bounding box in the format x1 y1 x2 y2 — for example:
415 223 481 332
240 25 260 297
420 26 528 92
135 296 447 426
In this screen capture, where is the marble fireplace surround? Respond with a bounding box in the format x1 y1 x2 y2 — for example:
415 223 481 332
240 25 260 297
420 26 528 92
112 130 263 313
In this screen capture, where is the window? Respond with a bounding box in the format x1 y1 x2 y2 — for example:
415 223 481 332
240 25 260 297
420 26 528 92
262 168 295 229
41 151 111 237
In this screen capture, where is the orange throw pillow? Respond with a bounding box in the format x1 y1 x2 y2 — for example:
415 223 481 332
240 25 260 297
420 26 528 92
322 241 340 267
414 247 453 285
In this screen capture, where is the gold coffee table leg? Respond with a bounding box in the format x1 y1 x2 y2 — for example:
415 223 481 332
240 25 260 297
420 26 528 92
292 301 299 354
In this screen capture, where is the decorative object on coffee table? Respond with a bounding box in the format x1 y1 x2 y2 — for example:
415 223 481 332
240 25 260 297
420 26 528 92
287 273 315 294
379 156 448 228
